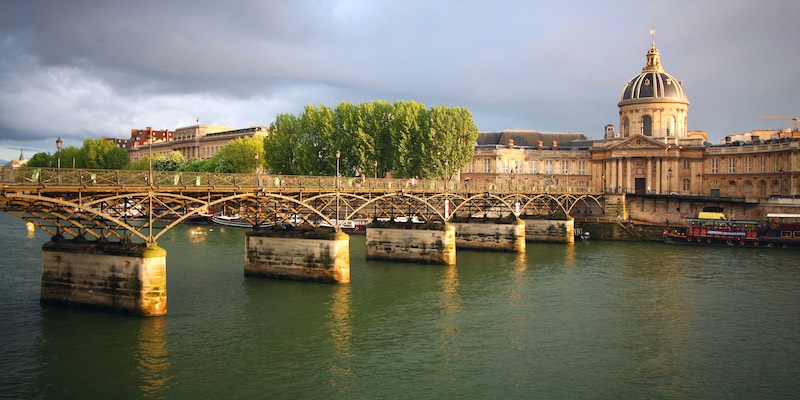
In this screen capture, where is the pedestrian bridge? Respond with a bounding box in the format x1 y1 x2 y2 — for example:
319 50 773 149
1 168 605 245
1 167 605 316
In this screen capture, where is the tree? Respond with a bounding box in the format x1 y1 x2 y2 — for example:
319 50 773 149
25 152 55 168
296 104 336 176
126 151 186 171
207 135 264 173
80 139 128 169
263 100 479 178
264 113 301 174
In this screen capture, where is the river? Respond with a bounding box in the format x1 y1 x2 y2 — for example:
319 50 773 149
1 213 799 399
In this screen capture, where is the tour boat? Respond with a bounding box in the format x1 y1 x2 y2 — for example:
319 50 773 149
663 209 800 249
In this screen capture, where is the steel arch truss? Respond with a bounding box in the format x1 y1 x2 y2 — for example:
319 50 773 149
0 187 606 244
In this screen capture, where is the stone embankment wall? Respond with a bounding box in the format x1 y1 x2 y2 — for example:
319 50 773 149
451 220 525 252
41 240 167 316
245 231 350 283
523 218 575 243
366 223 456 265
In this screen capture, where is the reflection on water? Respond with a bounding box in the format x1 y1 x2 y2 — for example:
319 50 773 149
327 284 353 390
185 226 208 244
135 317 172 397
2 217 799 399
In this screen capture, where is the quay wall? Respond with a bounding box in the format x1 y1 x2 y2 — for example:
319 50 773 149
452 220 525 252
523 218 575 243
244 231 350 283
41 240 167 316
366 224 456 265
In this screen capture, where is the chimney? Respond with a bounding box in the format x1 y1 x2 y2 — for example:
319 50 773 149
552 140 558 150
537 140 543 150
508 138 515 149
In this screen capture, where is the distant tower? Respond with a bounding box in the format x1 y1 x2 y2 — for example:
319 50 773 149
618 35 689 139
604 124 616 139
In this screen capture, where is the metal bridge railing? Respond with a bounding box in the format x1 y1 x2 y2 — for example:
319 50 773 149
2 167 598 194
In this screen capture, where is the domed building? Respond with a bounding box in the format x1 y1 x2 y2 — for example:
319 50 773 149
461 37 798 207
617 41 689 139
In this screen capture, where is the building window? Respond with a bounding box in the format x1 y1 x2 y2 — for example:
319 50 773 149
544 160 553 175
667 116 675 137
561 160 569 175
682 159 690 169
642 115 653 136
682 179 690 191
577 160 586 175
502 160 509 174
760 156 767 172
711 159 719 174
728 158 736 173
515 160 522 175
622 117 630 136
483 159 491 173
744 158 751 173
530 160 537 174
772 157 779 172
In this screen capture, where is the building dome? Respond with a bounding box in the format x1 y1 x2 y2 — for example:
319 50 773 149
619 42 687 104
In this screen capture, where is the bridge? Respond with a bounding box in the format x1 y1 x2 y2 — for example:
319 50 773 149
1 167 605 317
1 168 604 244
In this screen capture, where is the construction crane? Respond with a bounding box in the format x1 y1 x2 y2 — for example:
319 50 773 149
758 115 799 131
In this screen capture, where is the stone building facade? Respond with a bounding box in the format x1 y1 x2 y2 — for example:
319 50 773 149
461 41 799 200
128 125 268 162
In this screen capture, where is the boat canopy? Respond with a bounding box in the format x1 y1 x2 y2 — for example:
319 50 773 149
766 214 800 219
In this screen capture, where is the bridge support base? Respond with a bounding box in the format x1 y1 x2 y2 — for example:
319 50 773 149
452 219 526 252
245 230 350 283
41 240 167 316
523 218 575 243
366 223 456 265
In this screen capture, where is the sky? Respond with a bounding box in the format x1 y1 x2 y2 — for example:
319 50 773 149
1 0 798 162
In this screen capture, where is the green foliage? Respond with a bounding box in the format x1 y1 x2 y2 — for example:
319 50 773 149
126 151 186 171
26 152 55 168
80 139 128 169
263 100 478 178
206 135 264 173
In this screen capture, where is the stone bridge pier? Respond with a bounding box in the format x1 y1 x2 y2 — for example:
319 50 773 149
40 239 167 316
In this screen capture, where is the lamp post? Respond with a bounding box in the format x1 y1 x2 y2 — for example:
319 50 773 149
55 137 62 169
254 152 259 174
374 160 378 179
335 150 341 229
336 150 341 188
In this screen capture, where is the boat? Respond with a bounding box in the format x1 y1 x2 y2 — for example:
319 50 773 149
318 219 369 234
184 212 215 224
211 214 272 228
663 208 800 249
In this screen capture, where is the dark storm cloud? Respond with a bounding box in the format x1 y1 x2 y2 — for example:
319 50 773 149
0 0 798 160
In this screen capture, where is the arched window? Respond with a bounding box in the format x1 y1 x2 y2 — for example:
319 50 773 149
622 117 630 137
667 116 675 137
727 180 737 197
743 180 753 197
642 115 652 136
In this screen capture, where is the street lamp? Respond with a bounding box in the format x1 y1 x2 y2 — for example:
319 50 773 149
374 160 378 179
55 137 62 169
254 152 259 174
335 150 341 229
336 150 341 188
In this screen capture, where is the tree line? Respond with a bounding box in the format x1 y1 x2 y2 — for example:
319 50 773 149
25 100 479 178
265 100 479 179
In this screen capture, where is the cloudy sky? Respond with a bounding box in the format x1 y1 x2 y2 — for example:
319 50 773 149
1 0 798 162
